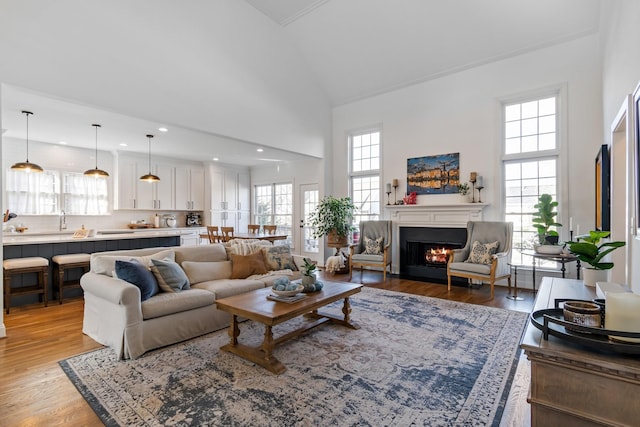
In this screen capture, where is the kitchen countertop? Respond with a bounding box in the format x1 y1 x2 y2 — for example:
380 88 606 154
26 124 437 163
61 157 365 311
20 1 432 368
2 227 205 245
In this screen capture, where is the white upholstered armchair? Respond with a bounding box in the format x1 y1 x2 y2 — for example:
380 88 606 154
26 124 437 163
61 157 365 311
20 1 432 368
349 220 392 282
446 221 513 299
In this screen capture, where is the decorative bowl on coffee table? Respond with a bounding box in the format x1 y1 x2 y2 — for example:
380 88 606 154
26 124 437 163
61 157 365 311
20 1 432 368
271 284 304 297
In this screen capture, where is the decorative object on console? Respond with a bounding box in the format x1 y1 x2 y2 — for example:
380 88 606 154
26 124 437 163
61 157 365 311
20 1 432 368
567 230 625 287
407 152 459 195
83 124 109 177
139 134 160 182
11 110 44 173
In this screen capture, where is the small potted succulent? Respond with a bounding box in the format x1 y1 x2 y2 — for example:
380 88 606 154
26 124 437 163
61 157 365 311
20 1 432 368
301 258 323 292
567 230 625 287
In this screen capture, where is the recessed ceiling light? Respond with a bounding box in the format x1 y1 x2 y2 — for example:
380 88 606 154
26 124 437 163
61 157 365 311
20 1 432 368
212 157 219 161
158 127 168 132
256 148 264 152
119 143 128 147
59 141 67 145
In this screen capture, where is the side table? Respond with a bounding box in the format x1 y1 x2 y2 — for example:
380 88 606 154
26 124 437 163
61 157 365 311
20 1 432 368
506 263 524 301
521 249 581 293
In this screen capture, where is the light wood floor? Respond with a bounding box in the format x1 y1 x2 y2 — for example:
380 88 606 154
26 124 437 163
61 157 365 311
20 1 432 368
0 271 535 426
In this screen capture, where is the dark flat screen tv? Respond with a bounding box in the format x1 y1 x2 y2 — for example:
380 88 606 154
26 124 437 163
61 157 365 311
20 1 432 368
595 144 610 231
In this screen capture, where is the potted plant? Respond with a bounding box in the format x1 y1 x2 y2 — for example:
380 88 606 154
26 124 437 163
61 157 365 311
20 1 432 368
308 196 356 247
531 193 562 253
458 182 470 196
567 230 625 287
301 258 317 288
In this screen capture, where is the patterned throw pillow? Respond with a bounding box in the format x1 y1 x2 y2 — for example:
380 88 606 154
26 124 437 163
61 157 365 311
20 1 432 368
261 245 298 271
466 240 499 264
363 236 384 255
150 258 190 292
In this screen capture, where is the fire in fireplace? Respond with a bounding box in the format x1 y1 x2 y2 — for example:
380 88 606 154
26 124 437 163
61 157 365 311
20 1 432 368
400 226 467 284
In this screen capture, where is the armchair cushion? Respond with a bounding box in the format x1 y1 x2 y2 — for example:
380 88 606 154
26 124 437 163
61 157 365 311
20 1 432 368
363 236 383 255
466 240 499 265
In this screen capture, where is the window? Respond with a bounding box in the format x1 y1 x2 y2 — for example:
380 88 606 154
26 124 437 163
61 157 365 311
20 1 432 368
5 169 109 215
349 129 381 226
254 182 293 245
502 95 560 266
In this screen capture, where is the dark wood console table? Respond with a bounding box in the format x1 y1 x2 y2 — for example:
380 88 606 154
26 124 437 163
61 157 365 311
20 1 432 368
521 277 640 426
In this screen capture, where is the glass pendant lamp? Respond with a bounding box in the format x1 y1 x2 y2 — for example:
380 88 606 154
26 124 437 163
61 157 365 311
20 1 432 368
83 124 109 177
11 110 44 172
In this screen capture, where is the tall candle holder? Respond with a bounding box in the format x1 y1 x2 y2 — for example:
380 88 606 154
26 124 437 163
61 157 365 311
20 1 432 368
386 190 392 205
469 175 477 203
392 179 399 205
476 185 484 203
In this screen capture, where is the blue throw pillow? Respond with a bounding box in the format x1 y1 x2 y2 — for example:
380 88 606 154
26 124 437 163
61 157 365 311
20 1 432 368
150 258 190 292
115 259 159 301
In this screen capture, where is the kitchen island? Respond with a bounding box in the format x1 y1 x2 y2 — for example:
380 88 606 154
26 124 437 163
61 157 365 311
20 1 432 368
2 227 204 309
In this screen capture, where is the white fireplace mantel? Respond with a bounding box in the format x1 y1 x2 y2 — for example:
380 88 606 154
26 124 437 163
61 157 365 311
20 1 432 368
385 203 488 274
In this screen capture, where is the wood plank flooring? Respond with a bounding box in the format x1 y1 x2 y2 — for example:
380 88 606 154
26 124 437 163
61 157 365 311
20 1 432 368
0 271 534 426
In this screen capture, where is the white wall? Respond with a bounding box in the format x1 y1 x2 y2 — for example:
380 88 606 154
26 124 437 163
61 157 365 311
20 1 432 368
333 35 603 239
602 0 640 292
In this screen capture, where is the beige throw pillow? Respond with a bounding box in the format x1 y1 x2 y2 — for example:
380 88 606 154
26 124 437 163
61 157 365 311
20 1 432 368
181 261 232 285
91 249 175 277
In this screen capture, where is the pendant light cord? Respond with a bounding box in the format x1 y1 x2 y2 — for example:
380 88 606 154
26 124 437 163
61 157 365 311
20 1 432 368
94 124 99 169
24 110 32 162
147 134 153 173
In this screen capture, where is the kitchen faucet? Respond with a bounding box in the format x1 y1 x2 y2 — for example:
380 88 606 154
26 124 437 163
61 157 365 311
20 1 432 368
60 210 67 230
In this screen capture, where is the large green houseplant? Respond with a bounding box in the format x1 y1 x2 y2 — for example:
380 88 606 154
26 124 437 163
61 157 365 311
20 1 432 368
567 230 625 287
308 196 356 246
531 193 562 253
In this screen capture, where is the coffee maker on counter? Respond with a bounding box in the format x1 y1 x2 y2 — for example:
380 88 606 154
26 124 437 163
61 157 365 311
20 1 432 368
186 212 202 227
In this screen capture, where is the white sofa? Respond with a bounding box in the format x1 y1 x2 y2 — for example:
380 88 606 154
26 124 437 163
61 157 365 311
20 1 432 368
80 243 303 359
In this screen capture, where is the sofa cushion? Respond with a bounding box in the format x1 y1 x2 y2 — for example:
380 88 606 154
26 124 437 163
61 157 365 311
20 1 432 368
466 240 499 265
92 249 175 277
192 279 265 300
150 258 190 292
261 245 298 271
230 251 268 279
181 261 232 284
115 259 159 301
174 244 227 264
141 289 216 320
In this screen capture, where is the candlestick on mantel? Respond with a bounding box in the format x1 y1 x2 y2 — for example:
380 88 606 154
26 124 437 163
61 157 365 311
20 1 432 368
476 176 483 187
392 179 399 204
569 217 573 232
392 179 399 187
385 183 392 205
470 172 477 183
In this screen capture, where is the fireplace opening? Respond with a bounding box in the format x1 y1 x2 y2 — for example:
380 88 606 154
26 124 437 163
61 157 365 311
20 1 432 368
400 227 467 284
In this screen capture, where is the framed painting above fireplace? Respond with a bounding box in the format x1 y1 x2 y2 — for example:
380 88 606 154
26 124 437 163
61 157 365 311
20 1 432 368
407 152 460 195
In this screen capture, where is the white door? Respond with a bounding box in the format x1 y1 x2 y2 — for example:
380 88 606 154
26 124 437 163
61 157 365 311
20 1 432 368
299 184 320 263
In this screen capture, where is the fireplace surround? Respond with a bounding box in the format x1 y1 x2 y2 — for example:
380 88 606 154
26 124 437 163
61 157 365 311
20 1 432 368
386 203 487 282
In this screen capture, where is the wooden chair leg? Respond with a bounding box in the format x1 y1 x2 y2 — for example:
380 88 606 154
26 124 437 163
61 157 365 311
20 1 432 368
447 274 452 292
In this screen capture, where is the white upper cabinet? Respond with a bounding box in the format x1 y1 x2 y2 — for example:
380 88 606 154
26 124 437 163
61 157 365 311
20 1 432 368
175 165 205 211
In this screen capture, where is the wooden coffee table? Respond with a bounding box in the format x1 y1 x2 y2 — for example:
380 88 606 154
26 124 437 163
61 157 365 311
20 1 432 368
215 282 362 374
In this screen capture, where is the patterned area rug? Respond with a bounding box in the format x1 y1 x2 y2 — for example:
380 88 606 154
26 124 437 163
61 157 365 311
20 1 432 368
60 287 528 426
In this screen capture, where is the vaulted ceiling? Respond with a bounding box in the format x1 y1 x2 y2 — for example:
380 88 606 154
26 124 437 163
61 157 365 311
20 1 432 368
0 0 604 164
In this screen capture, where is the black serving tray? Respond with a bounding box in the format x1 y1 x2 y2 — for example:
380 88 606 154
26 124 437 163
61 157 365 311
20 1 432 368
530 299 640 355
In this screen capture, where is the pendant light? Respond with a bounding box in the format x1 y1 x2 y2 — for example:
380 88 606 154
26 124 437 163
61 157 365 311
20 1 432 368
83 124 109 177
139 134 160 182
11 110 44 172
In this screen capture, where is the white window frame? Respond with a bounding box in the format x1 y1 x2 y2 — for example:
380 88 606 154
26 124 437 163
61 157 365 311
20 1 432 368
500 84 569 267
348 127 382 226
253 182 294 246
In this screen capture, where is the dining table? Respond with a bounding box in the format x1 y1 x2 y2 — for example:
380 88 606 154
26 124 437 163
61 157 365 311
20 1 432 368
199 232 288 243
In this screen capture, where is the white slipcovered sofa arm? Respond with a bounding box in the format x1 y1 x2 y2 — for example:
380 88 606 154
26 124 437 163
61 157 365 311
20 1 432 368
81 272 141 306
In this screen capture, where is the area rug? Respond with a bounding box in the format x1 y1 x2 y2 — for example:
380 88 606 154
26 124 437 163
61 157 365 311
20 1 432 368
60 287 528 426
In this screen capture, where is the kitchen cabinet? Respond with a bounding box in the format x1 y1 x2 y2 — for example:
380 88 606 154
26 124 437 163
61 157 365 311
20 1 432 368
117 156 172 210
175 165 205 211
179 228 204 246
210 168 250 230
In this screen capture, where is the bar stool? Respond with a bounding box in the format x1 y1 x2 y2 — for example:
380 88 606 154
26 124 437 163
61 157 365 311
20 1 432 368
52 253 90 304
3 257 49 314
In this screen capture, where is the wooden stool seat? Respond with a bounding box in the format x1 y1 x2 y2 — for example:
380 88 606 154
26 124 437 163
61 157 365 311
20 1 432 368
3 256 49 314
52 253 90 304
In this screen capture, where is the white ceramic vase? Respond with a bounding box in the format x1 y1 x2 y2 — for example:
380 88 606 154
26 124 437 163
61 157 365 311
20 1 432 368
582 267 609 287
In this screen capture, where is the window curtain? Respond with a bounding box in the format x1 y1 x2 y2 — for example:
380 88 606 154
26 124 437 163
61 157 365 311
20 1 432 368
5 170 59 214
63 173 109 215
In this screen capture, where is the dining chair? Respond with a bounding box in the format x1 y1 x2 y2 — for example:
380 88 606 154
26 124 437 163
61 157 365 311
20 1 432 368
263 225 277 235
206 226 221 243
220 226 235 242
247 224 260 234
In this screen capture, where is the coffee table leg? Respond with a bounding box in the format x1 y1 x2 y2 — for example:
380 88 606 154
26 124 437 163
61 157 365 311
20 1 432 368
262 325 275 363
228 315 239 346
342 297 353 323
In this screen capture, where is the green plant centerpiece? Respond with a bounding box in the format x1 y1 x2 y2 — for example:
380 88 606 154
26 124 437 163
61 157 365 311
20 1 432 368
568 229 625 266
308 196 356 248
458 182 470 197
300 258 323 292
531 193 562 254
